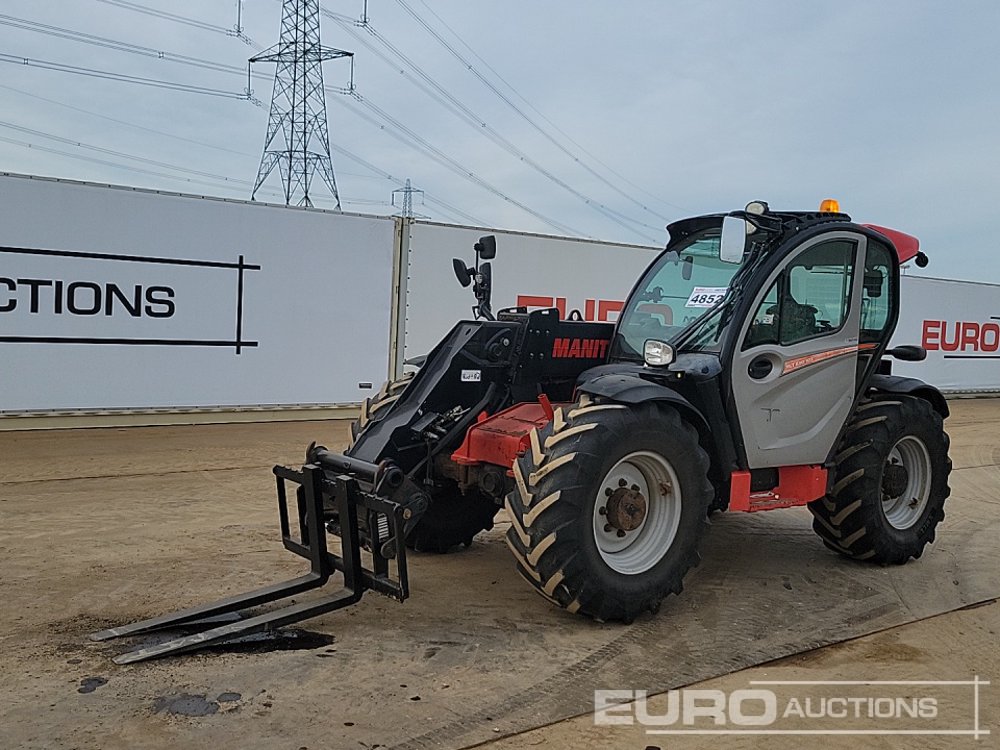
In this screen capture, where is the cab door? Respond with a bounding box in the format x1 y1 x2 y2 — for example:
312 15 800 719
731 232 868 468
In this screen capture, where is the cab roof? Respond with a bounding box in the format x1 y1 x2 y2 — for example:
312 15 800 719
666 211 921 264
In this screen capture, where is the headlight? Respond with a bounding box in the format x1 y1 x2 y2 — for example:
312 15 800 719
643 339 674 367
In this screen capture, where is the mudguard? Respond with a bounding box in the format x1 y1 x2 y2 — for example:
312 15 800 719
576 371 711 433
869 374 949 418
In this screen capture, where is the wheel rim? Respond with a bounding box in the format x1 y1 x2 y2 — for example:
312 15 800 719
592 450 682 575
881 436 932 530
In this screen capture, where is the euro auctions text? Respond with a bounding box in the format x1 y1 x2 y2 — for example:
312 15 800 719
595 677 990 738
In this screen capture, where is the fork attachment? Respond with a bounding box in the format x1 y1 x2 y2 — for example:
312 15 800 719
91 454 424 664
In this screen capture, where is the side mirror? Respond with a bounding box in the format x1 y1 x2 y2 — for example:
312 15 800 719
864 269 884 298
719 216 747 264
475 235 497 260
886 345 927 362
453 258 472 287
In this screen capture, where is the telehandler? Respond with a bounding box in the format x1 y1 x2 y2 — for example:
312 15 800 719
95 200 950 662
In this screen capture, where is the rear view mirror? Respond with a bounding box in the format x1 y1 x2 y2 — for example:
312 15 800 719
719 216 747 264
864 269 884 298
453 258 472 287
475 235 497 260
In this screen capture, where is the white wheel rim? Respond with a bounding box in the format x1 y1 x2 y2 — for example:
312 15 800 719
881 436 932 530
592 450 682 575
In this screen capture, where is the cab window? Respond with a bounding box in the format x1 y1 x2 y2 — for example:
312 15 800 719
744 239 857 349
860 240 894 343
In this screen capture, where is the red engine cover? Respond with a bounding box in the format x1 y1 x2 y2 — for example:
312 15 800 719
451 402 559 469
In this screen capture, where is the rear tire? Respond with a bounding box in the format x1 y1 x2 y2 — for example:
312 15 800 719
348 372 497 553
809 396 951 563
406 484 499 553
505 395 713 622
347 372 415 451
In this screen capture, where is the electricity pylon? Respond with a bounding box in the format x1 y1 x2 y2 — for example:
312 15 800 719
392 179 427 219
250 0 352 208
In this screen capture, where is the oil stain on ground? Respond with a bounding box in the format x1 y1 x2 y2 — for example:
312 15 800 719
77 677 108 694
152 693 220 717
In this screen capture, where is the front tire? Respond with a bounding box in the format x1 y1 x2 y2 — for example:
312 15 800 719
809 396 951 563
505 395 713 621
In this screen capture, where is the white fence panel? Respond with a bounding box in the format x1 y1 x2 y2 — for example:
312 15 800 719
893 276 1000 393
5 182 994 416
403 221 1000 394
0 175 396 412
402 221 658 362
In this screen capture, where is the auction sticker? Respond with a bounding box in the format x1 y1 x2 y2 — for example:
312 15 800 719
685 287 728 308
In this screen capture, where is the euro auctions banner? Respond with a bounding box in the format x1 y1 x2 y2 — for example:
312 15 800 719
0 246 254 350
892 276 1000 392
0 174 396 412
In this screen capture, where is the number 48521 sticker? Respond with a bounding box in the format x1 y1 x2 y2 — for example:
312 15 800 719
685 286 728 308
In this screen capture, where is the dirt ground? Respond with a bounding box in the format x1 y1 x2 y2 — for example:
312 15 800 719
1 399 997 749
483 600 999 750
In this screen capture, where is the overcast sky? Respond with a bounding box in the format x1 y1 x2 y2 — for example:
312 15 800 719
2 0 998 282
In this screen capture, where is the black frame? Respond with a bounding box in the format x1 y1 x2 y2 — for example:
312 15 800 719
91 458 413 663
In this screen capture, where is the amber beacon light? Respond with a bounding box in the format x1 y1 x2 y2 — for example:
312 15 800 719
819 198 841 213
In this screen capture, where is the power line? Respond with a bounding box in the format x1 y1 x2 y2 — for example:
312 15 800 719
403 0 685 217
92 0 260 49
4 4 544 230
339 91 584 236
0 13 239 74
0 77 476 223
0 53 249 100
0 107 471 224
18 2 669 240
1 127 367 209
0 14 347 102
92 0 260 47
49 2 580 233
0 80 404 185
325 141 488 225
324 9 661 241
0 82 252 158
0 119 254 184
421 196 484 226
0 133 287 200
32 4 526 228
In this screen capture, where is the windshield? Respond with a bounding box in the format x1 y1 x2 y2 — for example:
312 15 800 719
613 228 741 358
